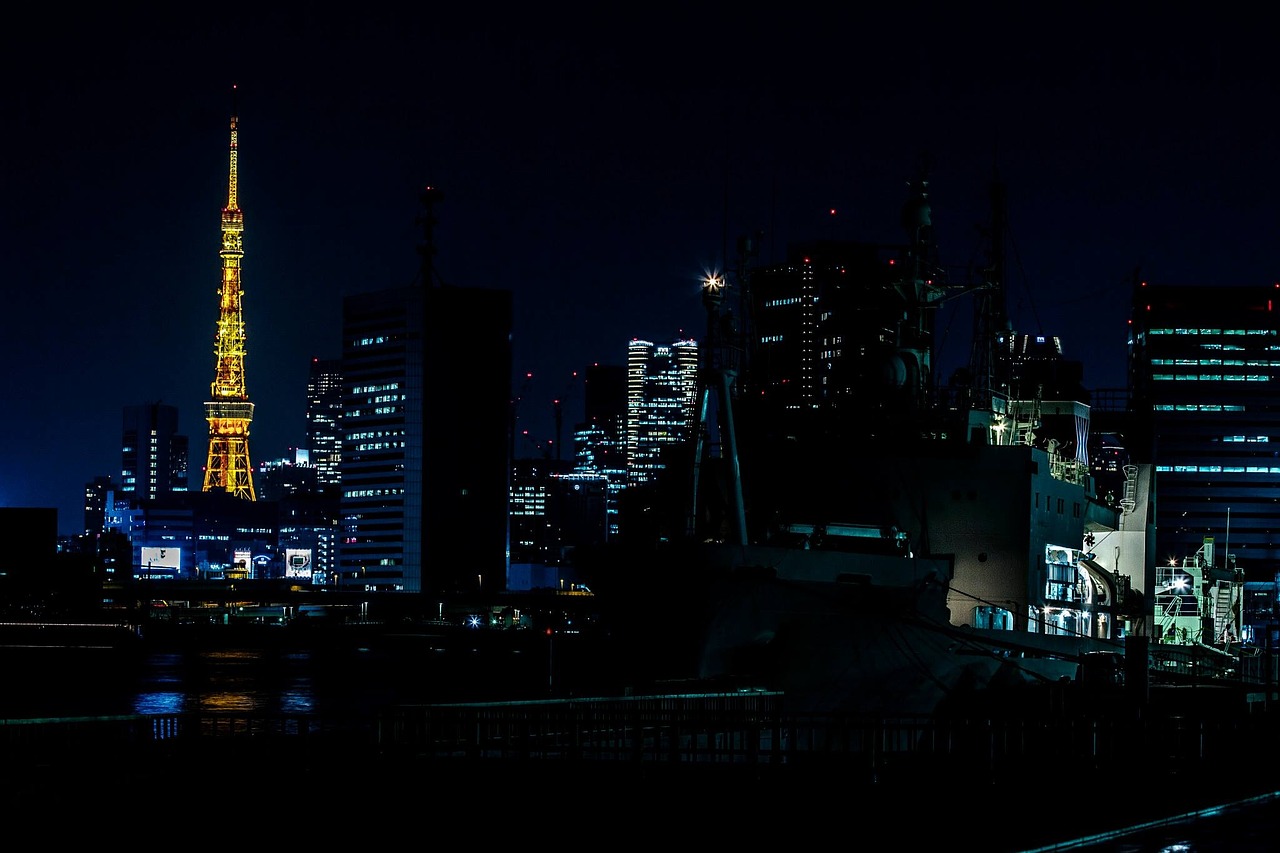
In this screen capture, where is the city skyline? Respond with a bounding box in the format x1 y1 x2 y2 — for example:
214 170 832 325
7 8 1280 533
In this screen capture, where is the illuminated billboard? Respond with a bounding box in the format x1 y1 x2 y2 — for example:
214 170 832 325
227 548 253 579
284 548 312 579
139 546 180 579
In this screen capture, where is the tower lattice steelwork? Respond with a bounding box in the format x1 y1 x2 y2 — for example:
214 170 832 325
202 86 256 501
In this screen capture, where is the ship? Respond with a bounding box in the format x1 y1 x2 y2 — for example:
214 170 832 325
574 171 1157 716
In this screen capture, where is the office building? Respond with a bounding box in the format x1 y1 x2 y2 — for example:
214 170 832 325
104 490 279 580
573 363 627 538
1129 281 1280 582
338 283 512 595
746 240 925 434
337 189 512 595
306 357 343 491
256 451 319 501
120 403 189 502
509 458 567 566
337 285 425 592
82 474 120 537
277 490 338 585
625 338 698 487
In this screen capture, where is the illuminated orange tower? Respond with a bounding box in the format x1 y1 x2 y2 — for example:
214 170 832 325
202 85 256 501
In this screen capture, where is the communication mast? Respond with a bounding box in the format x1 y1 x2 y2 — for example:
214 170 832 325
202 84 256 500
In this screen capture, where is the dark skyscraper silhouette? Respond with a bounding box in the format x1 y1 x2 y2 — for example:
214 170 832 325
337 188 513 596
120 402 189 501
419 190 513 596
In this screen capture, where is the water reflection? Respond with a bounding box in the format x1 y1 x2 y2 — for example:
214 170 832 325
132 649 322 716
4 629 599 721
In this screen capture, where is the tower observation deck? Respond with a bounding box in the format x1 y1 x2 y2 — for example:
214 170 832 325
202 86 256 501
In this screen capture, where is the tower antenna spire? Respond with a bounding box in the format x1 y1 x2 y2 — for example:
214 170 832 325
202 83 257 500
417 185 444 287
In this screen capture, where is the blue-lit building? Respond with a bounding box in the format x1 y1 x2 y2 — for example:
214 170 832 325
104 490 280 580
574 363 627 538
1129 282 1280 581
120 402 189 501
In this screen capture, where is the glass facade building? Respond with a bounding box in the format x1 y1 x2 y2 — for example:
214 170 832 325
1130 282 1280 580
625 338 698 487
306 357 344 491
337 287 425 593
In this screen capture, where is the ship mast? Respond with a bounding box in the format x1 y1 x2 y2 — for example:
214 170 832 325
202 83 256 500
687 272 748 545
968 170 1011 417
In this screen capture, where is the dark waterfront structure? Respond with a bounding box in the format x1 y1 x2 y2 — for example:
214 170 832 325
1129 281 1280 583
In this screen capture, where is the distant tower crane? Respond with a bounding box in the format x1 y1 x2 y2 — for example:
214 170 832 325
202 84 256 501
552 371 581 463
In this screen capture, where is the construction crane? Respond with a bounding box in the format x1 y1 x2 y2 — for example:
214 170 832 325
552 370 581 463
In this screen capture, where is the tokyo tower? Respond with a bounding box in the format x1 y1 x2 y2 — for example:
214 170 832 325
202 85 256 501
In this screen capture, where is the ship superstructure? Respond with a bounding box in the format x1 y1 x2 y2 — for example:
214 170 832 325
202 85 256 501
581 169 1148 715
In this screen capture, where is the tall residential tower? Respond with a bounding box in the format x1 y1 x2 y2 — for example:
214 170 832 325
202 85 256 501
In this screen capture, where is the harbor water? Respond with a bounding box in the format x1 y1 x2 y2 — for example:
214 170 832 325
5 634 1280 851
0 627 584 720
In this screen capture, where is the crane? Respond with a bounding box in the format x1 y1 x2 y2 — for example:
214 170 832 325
552 370 581 463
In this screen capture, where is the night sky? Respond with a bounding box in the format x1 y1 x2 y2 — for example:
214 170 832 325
6 7 1278 533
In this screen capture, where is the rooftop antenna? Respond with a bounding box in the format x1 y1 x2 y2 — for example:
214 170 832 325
416 185 445 287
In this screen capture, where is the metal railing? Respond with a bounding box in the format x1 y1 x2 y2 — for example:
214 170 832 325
5 691 1280 785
